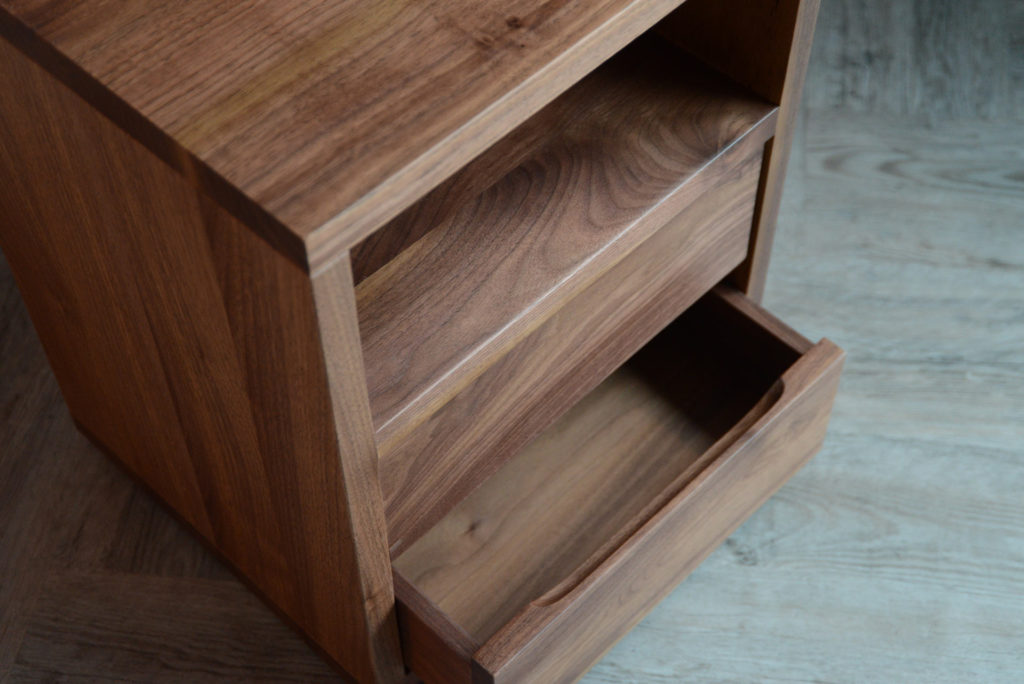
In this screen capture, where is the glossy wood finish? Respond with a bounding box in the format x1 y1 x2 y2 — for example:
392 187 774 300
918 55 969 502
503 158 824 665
356 35 777 445
381 140 766 554
0 39 401 684
395 288 845 683
659 0 822 301
0 0 690 270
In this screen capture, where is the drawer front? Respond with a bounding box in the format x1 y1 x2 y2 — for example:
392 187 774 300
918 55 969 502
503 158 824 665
395 288 844 683
479 321 841 682
380 143 765 554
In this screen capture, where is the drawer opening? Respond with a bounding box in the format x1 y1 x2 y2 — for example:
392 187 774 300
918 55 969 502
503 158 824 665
531 377 785 610
352 30 778 450
392 288 844 683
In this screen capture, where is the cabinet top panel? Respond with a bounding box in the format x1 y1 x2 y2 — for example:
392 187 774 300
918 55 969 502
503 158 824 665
0 0 685 269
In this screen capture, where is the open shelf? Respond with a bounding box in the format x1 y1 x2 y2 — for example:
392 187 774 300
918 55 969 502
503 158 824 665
392 288 844 684
354 33 777 444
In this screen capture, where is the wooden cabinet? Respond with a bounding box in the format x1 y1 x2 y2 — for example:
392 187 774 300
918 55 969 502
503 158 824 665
0 1 838 681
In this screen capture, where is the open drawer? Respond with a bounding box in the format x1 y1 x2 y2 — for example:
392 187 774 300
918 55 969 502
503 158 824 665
393 287 844 684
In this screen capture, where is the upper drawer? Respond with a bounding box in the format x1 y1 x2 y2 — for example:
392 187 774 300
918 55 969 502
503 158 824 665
352 34 776 449
380 138 765 554
393 287 844 684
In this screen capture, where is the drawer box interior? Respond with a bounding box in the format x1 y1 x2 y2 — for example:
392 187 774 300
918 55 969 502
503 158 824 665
393 288 844 684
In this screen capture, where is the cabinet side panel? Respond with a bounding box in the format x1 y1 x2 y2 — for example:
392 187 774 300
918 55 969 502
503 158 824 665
311 255 406 683
659 0 820 300
0 38 402 683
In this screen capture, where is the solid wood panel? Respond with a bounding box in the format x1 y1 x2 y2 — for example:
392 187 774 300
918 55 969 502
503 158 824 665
357 35 777 441
394 573 476 684
0 0 690 270
308 258 405 683
0 39 401 684
380 141 765 554
660 0 821 300
346 35 769 286
394 288 844 683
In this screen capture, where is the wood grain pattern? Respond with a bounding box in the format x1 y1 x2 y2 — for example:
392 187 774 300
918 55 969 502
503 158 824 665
394 573 477 684
0 39 401 683
659 0 821 301
380 140 765 555
476 345 843 684
0 3 822 682
0 0 691 270
356 35 777 443
309 258 404 683
395 288 844 683
4 2 1023 678
0 242 345 682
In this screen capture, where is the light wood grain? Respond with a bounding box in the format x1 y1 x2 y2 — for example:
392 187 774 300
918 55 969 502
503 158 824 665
395 288 844 683
0 39 400 683
380 139 765 554
0 0 691 269
356 35 777 442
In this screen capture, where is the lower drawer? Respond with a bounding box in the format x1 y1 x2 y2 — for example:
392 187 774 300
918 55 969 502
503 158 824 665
393 287 844 684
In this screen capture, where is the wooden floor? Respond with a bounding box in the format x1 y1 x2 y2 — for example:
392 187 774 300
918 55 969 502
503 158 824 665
2 1 1022 681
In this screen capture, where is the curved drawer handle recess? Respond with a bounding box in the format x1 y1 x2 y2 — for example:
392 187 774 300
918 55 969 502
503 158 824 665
531 377 785 608
517 337 843 621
